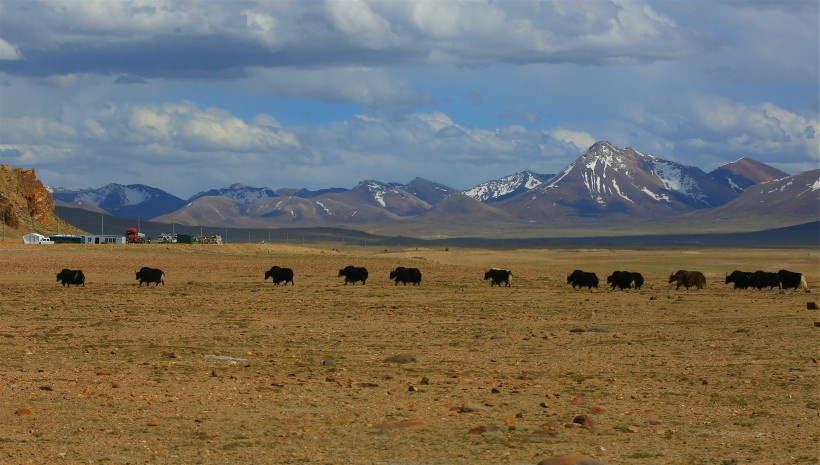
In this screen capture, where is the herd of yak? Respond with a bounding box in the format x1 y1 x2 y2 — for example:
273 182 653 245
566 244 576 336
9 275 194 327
55 265 809 292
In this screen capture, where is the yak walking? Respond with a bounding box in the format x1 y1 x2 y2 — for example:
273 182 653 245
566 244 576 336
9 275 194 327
484 268 513 287
265 266 294 285
668 270 705 290
56 269 85 287
136 267 165 287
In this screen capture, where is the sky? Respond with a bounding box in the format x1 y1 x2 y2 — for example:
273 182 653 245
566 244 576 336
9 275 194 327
0 0 818 199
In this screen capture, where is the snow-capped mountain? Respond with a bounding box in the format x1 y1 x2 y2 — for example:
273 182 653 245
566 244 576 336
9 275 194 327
46 141 810 233
463 170 552 202
345 180 433 216
709 157 788 193
190 183 278 204
51 183 186 219
705 169 819 218
404 177 458 205
278 187 348 198
499 141 739 220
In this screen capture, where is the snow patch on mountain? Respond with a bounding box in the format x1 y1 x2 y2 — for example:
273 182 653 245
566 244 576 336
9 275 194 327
641 187 670 202
649 161 707 203
192 183 277 204
67 184 151 207
359 181 390 207
464 171 546 201
315 201 334 216
611 179 633 203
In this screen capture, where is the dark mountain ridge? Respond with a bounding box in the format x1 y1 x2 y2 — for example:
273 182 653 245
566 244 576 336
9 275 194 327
41 141 816 234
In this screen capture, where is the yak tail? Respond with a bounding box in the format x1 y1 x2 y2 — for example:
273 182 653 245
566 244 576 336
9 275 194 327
799 275 809 291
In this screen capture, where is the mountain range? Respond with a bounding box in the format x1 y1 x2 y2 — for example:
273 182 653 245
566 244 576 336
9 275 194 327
49 141 818 236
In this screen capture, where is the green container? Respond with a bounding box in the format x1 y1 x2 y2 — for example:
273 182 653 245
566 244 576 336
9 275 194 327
176 234 195 244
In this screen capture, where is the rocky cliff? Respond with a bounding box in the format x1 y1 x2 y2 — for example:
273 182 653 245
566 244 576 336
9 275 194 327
0 164 82 237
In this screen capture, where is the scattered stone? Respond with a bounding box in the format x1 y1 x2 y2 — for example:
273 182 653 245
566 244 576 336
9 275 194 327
515 412 525 419
807 302 818 310
384 354 417 363
373 419 424 431
161 351 178 359
586 327 609 333
356 382 381 388
627 425 639 433
569 328 585 333
146 421 159 427
542 421 562 430
468 424 503 435
537 454 609 465
491 387 501 394
15 408 32 415
322 359 334 366
572 414 596 428
408 385 418 392
420 376 430 385
38 385 53 391
571 396 585 405
590 406 609 413
814 322 820 328
459 403 481 413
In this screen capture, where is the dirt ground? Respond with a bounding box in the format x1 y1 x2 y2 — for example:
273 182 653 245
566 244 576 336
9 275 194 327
0 242 817 465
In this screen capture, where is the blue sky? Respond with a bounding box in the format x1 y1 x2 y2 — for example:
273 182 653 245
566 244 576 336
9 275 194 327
0 0 817 199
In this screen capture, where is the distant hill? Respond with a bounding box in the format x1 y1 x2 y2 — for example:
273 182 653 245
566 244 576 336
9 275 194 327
52 183 186 219
680 169 820 228
1 165 82 237
55 205 819 248
709 157 788 193
190 183 278 204
497 141 740 224
463 170 552 202
42 141 812 235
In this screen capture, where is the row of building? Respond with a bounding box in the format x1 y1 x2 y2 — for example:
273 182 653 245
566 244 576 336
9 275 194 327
23 233 125 244
22 232 223 245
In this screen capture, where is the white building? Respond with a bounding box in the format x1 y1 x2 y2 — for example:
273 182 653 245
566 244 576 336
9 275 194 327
22 233 54 244
82 235 126 244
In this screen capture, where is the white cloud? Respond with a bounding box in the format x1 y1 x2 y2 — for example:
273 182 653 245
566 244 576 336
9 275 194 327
550 129 597 151
621 93 819 168
326 0 401 50
245 67 428 107
0 37 23 60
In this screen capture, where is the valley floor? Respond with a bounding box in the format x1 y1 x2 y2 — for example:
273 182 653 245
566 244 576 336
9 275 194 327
0 243 817 464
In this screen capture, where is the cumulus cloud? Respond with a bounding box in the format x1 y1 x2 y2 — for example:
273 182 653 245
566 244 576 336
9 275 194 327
621 93 819 170
0 37 23 60
0 1 816 195
550 129 597 152
0 98 580 196
0 1 700 80
245 67 429 107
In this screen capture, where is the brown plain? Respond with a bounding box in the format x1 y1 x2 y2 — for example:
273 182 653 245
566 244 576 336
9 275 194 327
1 242 817 464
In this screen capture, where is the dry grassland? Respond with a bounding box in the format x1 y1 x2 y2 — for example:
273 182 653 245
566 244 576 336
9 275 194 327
0 242 817 465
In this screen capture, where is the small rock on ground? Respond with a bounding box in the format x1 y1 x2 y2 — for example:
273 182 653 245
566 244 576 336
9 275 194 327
537 454 608 465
